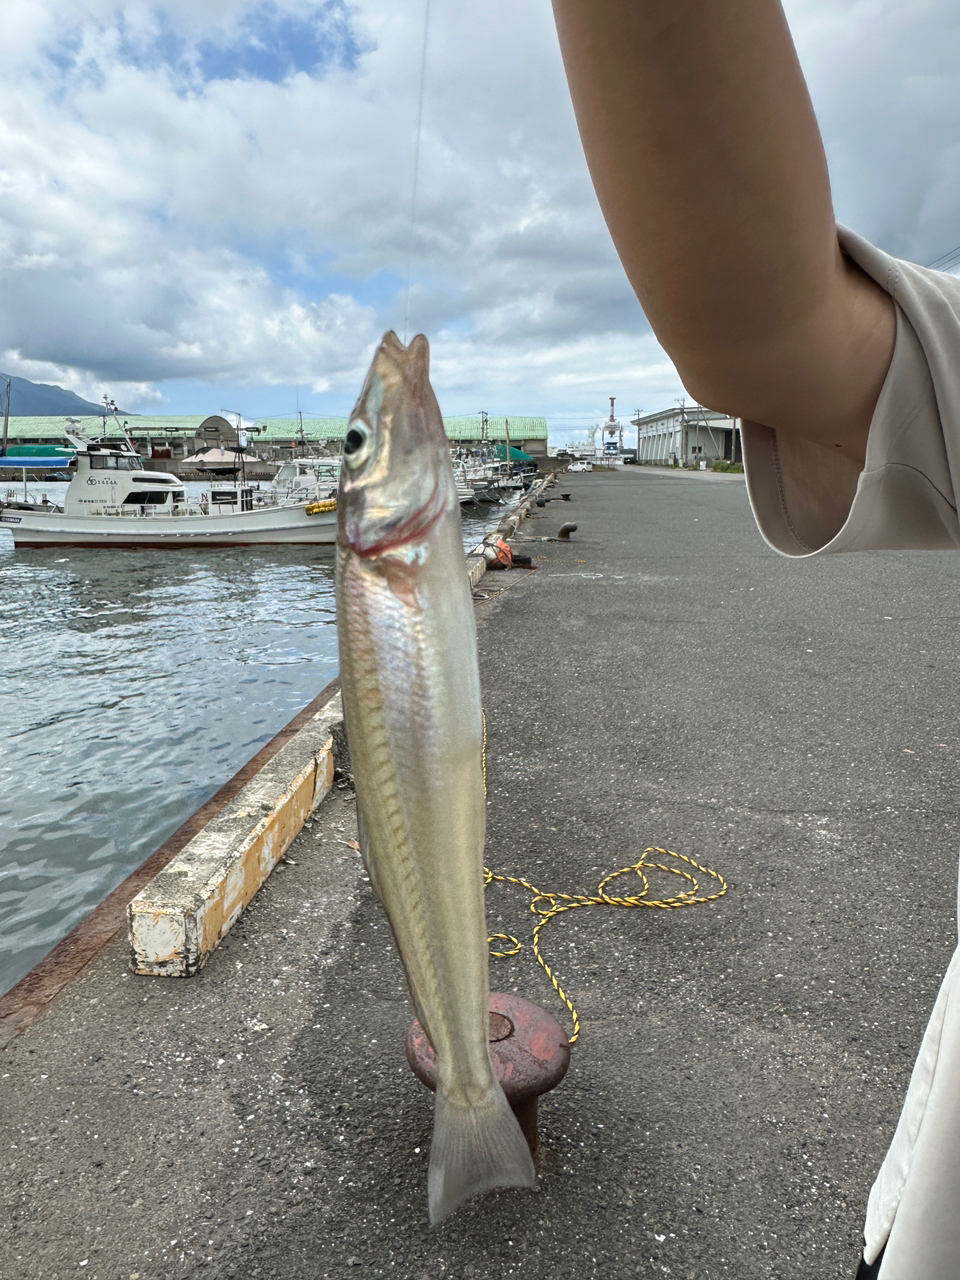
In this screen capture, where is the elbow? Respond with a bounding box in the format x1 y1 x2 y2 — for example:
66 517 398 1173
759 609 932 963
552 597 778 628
664 341 759 423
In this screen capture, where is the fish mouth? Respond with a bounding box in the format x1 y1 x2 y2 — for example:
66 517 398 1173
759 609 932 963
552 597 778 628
347 474 449 559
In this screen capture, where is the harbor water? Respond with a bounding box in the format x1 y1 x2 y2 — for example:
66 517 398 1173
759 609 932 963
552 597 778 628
0 481 510 998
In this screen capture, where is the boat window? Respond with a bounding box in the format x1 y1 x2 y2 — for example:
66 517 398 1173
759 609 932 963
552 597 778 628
122 490 172 504
172 490 186 502
88 455 107 469
115 456 142 470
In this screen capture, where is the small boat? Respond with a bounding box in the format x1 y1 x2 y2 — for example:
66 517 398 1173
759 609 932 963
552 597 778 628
268 456 341 503
451 460 484 505
0 432 337 548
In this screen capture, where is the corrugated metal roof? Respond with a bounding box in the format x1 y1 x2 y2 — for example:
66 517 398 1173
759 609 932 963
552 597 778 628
446 416 547 441
251 418 349 442
0 415 216 439
2 412 549 443
250 414 548 442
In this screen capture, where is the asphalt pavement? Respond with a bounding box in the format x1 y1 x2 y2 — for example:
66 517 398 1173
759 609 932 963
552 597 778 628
5 465 960 1280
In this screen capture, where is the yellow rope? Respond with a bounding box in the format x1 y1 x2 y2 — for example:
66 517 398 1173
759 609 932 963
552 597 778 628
480 715 728 1045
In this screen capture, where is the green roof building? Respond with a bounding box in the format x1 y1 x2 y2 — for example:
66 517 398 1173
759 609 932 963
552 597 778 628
251 414 548 456
0 412 549 465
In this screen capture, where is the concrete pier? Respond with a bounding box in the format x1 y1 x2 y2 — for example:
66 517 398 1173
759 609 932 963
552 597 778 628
4 465 960 1278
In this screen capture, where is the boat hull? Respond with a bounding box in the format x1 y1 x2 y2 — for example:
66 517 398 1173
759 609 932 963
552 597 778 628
0 504 337 548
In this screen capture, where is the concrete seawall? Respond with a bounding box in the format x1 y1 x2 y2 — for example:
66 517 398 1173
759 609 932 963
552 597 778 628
128 694 341 977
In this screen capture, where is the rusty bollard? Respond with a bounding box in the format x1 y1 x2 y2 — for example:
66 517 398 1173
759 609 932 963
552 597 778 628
404 992 570 1156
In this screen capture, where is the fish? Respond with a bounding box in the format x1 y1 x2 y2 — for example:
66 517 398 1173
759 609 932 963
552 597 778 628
335 330 536 1224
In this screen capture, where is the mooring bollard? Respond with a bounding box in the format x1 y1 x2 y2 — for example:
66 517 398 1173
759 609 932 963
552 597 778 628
404 992 570 1156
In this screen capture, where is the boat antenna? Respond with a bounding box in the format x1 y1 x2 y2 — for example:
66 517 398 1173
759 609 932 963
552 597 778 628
223 409 246 484
402 0 431 344
100 394 121 439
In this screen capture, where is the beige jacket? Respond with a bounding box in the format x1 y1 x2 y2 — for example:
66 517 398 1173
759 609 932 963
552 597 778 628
743 227 960 1278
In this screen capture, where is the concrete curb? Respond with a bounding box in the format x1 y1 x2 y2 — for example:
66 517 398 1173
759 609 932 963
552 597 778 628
127 691 342 976
0 678 342 1046
466 553 487 587
466 475 554 588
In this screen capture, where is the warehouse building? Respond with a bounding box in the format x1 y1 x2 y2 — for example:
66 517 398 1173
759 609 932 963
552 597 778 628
632 405 741 466
249 414 548 459
0 412 549 467
0 414 238 471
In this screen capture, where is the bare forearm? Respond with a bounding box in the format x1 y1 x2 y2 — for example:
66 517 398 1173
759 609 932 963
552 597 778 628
552 0 894 462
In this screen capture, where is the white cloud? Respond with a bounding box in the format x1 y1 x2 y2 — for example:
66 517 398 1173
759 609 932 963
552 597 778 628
0 350 163 411
0 0 957 422
785 0 960 261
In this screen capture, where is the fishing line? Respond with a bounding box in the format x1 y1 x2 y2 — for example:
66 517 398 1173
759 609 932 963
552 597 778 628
402 0 432 344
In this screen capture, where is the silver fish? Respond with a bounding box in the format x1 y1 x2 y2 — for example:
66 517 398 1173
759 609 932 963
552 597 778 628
335 330 536 1223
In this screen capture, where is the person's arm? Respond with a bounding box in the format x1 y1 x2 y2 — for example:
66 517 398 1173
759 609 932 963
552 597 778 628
551 0 895 467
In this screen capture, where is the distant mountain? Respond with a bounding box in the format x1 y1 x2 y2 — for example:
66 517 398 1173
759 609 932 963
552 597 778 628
0 373 124 418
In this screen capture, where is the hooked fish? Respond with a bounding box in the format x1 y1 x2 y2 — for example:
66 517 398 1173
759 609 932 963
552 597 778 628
335 331 536 1223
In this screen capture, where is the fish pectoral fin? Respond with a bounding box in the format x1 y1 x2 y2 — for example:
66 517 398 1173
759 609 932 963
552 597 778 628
427 1082 536 1225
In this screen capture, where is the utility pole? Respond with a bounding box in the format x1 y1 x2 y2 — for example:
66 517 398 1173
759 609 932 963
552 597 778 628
503 416 513 472
479 410 488 442
0 377 10 457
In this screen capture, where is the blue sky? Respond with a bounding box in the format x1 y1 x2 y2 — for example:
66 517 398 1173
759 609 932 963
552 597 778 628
1 0 960 444
47 1 365 84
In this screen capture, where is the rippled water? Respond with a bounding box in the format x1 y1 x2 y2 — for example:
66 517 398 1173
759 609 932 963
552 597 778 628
0 481 508 997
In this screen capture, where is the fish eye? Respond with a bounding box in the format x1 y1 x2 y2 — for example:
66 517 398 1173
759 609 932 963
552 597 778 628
343 422 373 468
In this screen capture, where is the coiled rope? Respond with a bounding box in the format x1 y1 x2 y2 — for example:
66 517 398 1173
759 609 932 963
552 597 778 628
480 714 728 1045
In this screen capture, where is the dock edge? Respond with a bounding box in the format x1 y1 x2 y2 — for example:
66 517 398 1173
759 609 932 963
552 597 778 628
127 691 343 977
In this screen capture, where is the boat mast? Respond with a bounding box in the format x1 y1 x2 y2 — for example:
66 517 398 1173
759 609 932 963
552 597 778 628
1 376 10 457
223 409 246 485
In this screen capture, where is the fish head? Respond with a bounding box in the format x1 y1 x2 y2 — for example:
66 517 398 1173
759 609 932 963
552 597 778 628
338 331 454 559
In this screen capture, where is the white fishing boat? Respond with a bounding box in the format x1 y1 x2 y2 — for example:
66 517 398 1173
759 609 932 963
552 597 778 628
268 456 341 503
450 447 529 503
0 433 337 548
451 460 484 505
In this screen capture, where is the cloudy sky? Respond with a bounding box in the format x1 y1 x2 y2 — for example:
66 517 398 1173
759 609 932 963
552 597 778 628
1 1 959 441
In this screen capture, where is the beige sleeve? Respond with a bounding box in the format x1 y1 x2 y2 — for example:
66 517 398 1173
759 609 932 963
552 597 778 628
742 304 960 557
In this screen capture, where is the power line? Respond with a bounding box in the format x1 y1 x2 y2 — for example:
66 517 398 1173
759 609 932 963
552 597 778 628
927 243 960 272
402 0 431 344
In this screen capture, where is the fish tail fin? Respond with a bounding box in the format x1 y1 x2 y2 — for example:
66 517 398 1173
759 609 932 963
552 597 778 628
427 1081 536 1225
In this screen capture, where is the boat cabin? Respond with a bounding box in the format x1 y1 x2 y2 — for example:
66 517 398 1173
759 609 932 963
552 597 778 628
207 484 256 513
62 437 187 516
271 458 340 500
